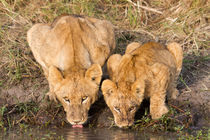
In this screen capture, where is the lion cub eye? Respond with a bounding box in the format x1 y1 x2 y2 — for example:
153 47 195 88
91 77 96 81
136 88 140 94
63 97 70 104
114 106 121 113
129 106 136 112
82 96 88 103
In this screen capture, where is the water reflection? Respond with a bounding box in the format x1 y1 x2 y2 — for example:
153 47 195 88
66 128 136 140
65 128 175 140
1 127 177 140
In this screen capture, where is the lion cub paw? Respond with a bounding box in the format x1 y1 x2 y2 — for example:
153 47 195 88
171 89 179 99
151 105 169 119
46 92 58 103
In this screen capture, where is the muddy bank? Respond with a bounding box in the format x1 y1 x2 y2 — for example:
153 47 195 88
0 31 209 131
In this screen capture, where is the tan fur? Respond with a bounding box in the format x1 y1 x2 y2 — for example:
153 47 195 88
27 15 115 125
102 42 183 128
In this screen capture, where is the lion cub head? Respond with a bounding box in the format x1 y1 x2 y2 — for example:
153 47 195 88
102 79 145 128
48 64 102 125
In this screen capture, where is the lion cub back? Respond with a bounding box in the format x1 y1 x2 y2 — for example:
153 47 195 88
27 15 115 71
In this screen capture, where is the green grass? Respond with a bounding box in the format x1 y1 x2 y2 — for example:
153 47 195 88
131 105 192 132
178 128 210 140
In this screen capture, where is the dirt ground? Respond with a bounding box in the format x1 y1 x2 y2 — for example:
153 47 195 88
0 30 209 129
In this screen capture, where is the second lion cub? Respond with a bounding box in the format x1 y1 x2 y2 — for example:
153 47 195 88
102 42 183 128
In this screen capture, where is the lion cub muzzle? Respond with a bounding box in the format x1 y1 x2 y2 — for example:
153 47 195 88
66 105 88 125
115 116 134 128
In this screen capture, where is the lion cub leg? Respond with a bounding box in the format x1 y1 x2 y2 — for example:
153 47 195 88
43 66 59 103
46 84 57 103
39 67 58 107
150 63 170 119
167 42 183 77
150 91 169 119
167 76 179 99
167 42 183 99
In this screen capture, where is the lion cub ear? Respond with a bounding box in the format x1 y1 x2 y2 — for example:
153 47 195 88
85 64 102 85
132 80 145 102
48 66 64 86
125 42 141 54
107 54 122 78
101 80 116 97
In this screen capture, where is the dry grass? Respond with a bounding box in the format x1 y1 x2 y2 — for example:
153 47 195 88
0 0 209 86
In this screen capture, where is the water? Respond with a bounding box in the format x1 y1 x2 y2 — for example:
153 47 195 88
1 127 177 140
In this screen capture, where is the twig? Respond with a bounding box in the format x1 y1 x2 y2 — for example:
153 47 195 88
146 120 159 128
126 0 163 14
179 76 192 92
52 108 60 121
193 37 199 51
108 121 115 129
115 29 157 41
5 107 16 115
30 110 36 119
132 29 157 41
168 103 185 113
0 62 8 69
16 115 26 124
168 116 184 125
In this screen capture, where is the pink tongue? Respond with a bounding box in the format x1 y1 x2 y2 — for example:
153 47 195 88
72 124 83 128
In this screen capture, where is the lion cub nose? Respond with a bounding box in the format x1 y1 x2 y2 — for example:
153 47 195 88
73 117 84 124
73 120 82 124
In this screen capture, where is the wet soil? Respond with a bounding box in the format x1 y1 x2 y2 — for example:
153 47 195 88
0 30 209 130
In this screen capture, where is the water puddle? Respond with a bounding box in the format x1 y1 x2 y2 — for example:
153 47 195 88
1 126 178 140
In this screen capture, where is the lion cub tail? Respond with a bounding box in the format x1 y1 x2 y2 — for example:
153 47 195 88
167 42 183 76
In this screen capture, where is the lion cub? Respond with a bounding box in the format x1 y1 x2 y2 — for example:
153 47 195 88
27 15 115 126
102 42 183 128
